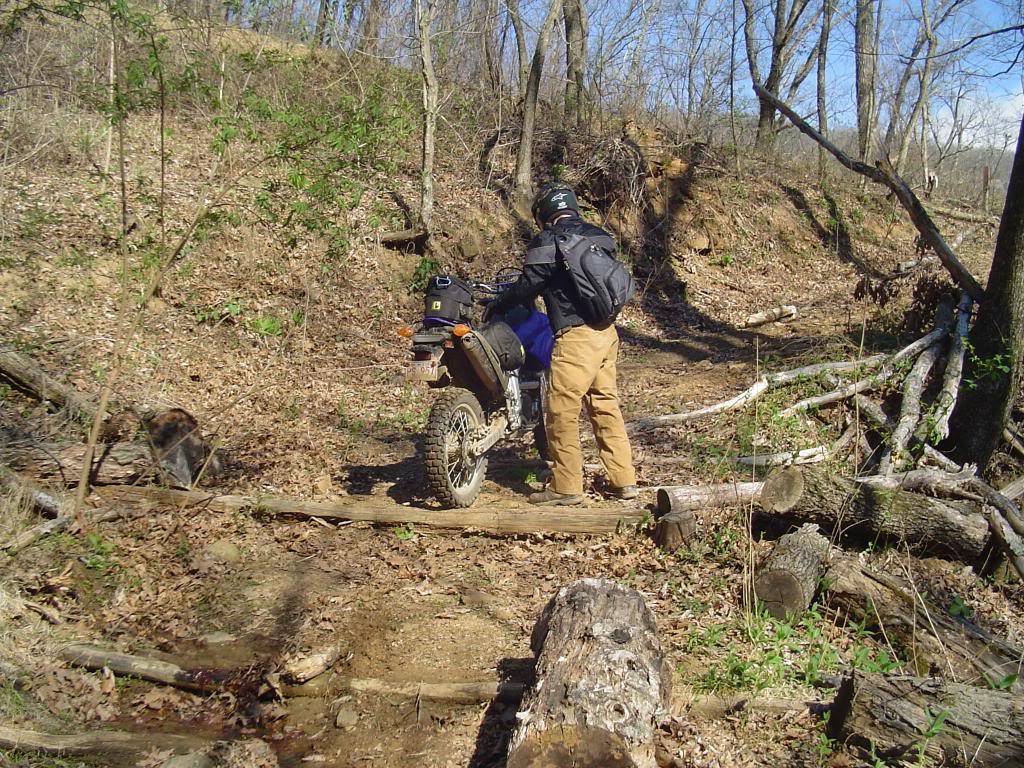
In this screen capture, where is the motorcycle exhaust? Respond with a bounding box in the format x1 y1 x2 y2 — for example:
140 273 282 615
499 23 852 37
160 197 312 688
460 332 506 401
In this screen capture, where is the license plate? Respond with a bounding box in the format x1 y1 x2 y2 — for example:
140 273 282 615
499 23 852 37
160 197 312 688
408 358 441 381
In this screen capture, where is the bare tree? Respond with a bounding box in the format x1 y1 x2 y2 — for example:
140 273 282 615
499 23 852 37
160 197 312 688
815 0 834 179
741 0 820 149
564 0 588 124
513 0 565 214
505 0 530 100
854 0 880 160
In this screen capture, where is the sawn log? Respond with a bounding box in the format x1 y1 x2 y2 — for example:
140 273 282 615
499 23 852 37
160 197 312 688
824 556 1023 691
507 578 672 768
754 523 831 620
830 672 1024 766
759 466 989 561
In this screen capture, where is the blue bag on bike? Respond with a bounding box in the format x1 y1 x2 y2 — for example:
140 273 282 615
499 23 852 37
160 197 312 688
505 309 553 370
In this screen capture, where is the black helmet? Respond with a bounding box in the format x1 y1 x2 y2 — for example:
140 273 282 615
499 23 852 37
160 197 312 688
531 183 580 226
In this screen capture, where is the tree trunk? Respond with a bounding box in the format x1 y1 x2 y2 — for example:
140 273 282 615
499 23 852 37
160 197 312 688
825 555 1023 690
507 579 672 768
758 466 989 561
815 0 832 180
753 523 830 620
829 672 1024 766
415 0 439 231
512 0 564 216
948 114 1024 470
563 0 586 126
313 0 330 45
854 0 877 161
505 0 529 101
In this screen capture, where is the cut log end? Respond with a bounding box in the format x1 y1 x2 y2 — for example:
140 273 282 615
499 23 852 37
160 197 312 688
753 570 810 621
760 467 805 513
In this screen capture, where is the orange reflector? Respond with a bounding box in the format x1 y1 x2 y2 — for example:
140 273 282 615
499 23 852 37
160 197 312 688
452 324 471 337
397 325 415 338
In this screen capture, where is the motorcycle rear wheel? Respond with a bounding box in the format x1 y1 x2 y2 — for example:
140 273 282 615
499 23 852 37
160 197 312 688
424 388 488 508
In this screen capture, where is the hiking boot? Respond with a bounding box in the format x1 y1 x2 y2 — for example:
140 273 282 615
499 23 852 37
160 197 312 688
608 484 640 500
529 489 584 506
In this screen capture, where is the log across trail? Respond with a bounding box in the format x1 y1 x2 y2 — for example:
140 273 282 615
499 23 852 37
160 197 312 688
0 723 206 759
94 485 647 534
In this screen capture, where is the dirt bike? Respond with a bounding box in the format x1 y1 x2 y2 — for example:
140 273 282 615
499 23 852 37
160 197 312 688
401 270 550 508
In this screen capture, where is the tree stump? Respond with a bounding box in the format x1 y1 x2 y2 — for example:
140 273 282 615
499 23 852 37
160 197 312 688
507 578 672 768
759 466 989 561
652 511 697 551
830 672 1024 766
753 523 830 620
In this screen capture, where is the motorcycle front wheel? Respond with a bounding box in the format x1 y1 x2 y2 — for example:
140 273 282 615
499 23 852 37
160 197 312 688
424 387 488 508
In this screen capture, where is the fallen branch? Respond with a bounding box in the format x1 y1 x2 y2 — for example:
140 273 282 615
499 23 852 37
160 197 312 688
736 445 828 468
853 467 975 495
0 723 205 758
881 340 944 474
743 305 797 328
781 328 948 417
59 644 239 694
94 485 646 534
999 476 1024 501
851 395 891 431
3 507 140 553
631 356 886 430
932 292 972 440
753 83 985 302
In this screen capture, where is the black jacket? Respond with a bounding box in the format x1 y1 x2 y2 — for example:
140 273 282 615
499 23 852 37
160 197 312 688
492 215 617 334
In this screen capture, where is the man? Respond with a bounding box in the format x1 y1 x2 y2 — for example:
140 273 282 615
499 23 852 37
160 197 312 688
489 183 638 506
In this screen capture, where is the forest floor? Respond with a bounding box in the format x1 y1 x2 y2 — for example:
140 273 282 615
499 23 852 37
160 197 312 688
1 110 1022 768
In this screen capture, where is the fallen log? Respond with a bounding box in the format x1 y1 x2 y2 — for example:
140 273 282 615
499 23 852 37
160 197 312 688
281 644 346 684
754 523 831 620
5 441 159 486
829 672 1024 766
824 555 1023 690
507 579 671 768
655 482 763 516
758 466 989 561
0 723 205 758
94 485 647 534
743 305 797 328
652 511 697 551
0 347 98 423
736 445 828 468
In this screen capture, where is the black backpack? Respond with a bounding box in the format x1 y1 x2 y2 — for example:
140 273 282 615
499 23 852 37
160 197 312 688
553 232 636 328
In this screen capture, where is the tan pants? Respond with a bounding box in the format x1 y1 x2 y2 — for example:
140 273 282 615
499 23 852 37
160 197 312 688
545 324 636 495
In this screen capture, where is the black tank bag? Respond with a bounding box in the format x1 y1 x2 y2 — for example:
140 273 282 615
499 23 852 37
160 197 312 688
424 275 474 322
